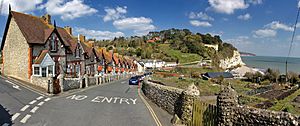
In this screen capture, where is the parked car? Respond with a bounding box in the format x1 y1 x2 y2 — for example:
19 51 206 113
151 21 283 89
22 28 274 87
129 76 139 85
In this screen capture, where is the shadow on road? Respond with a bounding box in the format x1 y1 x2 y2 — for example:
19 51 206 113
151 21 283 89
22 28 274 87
0 104 12 125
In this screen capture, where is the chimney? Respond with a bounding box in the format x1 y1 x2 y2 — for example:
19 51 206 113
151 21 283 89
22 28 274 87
41 14 52 25
64 26 72 35
79 34 86 42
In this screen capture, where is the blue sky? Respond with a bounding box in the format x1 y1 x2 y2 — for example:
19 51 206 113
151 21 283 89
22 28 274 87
1 0 300 57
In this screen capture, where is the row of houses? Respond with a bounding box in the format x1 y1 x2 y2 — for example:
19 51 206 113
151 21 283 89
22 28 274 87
1 8 139 92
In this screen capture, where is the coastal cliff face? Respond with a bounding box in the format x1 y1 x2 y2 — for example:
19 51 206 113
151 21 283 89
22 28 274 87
219 50 245 69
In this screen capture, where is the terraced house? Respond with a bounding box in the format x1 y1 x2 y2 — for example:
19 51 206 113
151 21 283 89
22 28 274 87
1 9 138 93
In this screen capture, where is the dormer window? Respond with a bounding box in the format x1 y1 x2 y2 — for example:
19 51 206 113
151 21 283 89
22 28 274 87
50 35 58 51
75 45 81 58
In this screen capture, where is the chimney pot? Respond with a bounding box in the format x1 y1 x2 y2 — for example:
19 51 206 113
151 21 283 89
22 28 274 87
41 14 52 25
64 26 72 35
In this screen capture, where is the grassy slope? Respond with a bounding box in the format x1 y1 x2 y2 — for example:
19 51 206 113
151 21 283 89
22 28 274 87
158 44 202 64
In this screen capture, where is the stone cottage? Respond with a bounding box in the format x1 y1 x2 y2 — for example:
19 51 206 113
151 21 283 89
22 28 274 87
0 9 88 90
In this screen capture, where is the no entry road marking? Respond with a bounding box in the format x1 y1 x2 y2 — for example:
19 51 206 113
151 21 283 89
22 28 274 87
66 94 137 105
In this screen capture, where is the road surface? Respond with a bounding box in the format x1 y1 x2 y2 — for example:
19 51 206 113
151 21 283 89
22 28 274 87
0 77 162 126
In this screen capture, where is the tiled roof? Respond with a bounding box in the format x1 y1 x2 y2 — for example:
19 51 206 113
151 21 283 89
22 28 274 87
95 47 104 60
80 41 93 56
113 53 119 64
102 49 112 63
9 11 75 51
34 50 49 64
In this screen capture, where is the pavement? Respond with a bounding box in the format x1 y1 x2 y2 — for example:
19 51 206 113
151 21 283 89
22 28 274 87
0 77 173 126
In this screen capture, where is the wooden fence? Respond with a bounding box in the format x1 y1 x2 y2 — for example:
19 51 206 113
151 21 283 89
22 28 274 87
188 98 218 126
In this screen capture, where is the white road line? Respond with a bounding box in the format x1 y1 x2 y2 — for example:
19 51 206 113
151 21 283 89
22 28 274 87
30 106 39 113
2 123 10 126
29 100 37 105
12 113 21 121
36 96 44 100
44 98 51 102
38 101 45 106
20 105 30 111
20 114 31 123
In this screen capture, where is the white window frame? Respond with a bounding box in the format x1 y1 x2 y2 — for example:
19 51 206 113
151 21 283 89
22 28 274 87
50 35 58 51
33 65 41 76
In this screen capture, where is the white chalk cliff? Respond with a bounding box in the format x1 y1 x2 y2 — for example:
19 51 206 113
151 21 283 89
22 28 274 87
219 50 245 69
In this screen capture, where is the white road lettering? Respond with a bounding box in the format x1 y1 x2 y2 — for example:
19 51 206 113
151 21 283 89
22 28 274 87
120 98 130 104
66 95 87 101
101 97 112 103
68 95 137 104
91 96 104 103
130 98 137 104
113 97 120 103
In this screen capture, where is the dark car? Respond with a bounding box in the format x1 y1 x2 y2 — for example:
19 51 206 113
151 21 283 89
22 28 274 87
129 76 140 85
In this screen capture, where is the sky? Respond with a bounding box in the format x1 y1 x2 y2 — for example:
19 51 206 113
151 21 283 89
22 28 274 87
0 0 300 57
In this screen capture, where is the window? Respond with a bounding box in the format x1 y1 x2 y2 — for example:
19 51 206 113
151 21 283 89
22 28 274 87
75 46 81 58
48 65 53 76
50 35 58 51
42 67 47 77
34 67 40 75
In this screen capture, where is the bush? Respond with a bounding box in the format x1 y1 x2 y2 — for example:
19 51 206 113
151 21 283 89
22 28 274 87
261 80 270 85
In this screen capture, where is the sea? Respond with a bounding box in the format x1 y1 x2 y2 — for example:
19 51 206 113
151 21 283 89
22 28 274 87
241 56 300 74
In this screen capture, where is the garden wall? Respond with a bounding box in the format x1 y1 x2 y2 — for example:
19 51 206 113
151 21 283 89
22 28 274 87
63 78 81 91
218 86 300 126
142 79 199 124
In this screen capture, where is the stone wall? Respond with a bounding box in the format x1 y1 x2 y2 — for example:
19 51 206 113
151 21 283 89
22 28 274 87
31 76 49 91
3 18 30 82
142 80 183 114
142 79 199 124
88 77 97 86
63 78 81 91
218 86 300 126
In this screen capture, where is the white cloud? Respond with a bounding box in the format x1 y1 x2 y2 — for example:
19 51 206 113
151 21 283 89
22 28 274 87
74 27 124 40
208 0 249 14
298 0 300 8
40 0 98 20
226 36 251 47
190 20 212 27
189 12 214 21
113 17 156 35
296 35 300 41
103 6 127 22
248 0 263 5
237 13 251 20
1 0 43 15
265 21 293 32
253 29 277 38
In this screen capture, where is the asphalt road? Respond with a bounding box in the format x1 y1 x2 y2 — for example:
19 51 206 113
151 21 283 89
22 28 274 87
0 78 160 126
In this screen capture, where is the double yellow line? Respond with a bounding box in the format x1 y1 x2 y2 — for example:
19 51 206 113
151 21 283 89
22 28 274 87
138 89 163 126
